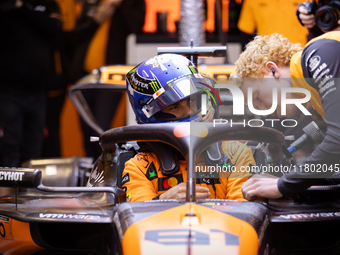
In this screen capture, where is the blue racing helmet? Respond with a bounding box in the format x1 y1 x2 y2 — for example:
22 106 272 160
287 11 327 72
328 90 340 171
126 54 216 124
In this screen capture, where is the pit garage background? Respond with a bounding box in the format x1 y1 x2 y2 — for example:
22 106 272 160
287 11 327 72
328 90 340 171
59 0 244 157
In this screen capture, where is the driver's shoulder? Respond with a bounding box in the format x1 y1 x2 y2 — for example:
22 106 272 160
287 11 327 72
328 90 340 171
221 141 249 154
221 141 253 164
128 151 160 172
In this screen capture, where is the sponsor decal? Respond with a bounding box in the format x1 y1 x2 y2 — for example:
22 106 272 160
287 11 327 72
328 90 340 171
149 170 157 178
121 173 130 186
158 174 183 191
189 65 198 74
135 153 150 168
203 178 211 184
0 171 24 181
149 80 161 92
313 62 327 80
130 73 149 89
0 215 11 240
90 168 104 184
0 223 5 238
276 212 340 220
145 57 160 69
128 72 155 95
39 213 101 220
145 162 158 181
163 177 178 189
0 215 9 223
315 71 336 98
145 229 239 245
126 193 131 201
196 177 221 185
152 87 164 99
309 55 321 72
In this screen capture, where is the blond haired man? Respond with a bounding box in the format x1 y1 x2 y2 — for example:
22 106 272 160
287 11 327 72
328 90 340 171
233 32 340 200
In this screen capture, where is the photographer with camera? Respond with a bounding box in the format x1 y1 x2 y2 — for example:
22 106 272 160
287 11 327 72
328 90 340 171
297 0 340 38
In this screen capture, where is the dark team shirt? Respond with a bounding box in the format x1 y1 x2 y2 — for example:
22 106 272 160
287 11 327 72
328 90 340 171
278 31 340 198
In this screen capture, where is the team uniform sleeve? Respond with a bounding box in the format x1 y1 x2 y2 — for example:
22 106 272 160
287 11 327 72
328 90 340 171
122 153 159 202
278 37 340 198
222 142 255 201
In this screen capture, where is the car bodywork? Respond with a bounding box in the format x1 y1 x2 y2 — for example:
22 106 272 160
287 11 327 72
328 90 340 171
1 122 340 255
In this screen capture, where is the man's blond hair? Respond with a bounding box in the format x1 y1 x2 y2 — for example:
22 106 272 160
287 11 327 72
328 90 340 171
232 33 302 79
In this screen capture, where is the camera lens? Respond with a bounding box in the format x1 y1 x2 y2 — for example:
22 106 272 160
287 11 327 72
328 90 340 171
321 12 332 23
315 5 340 31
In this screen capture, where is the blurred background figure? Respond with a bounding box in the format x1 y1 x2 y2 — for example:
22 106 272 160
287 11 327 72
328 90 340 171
237 0 310 50
42 0 79 158
71 0 146 161
0 0 62 167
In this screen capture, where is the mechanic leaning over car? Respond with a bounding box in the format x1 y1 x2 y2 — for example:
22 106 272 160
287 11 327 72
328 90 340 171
122 54 255 202
235 4 340 200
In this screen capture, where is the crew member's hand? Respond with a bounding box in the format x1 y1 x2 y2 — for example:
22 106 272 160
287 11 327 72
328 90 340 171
159 182 210 201
93 0 123 24
298 4 316 29
241 174 283 200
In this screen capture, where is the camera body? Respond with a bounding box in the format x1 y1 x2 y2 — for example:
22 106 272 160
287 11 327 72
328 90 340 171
305 0 340 31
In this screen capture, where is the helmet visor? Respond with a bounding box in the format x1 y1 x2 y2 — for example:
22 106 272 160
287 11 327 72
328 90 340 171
142 74 209 118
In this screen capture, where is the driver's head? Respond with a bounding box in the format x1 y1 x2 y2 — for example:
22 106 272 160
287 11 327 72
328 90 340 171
126 54 216 124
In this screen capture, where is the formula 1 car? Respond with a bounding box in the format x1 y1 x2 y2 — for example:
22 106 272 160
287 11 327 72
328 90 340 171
0 121 339 255
1 47 340 255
